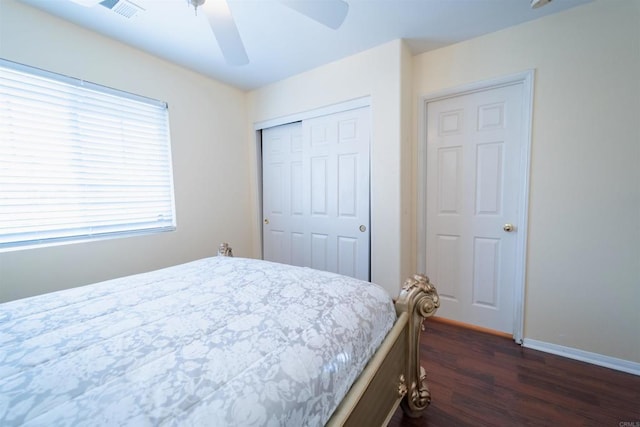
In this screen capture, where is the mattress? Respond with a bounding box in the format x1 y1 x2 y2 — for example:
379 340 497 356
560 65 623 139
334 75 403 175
0 257 396 426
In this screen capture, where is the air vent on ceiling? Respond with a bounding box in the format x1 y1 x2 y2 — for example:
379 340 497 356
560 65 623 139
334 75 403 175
99 0 144 19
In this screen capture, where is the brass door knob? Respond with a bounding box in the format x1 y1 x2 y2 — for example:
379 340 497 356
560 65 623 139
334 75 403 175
503 223 514 232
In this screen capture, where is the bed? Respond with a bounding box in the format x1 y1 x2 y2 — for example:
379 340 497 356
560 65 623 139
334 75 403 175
0 251 439 426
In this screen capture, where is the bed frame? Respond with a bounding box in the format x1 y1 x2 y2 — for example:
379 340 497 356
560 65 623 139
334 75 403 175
326 273 440 426
218 243 440 426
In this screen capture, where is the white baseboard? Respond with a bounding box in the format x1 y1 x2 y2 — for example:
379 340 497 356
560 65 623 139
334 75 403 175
522 339 640 376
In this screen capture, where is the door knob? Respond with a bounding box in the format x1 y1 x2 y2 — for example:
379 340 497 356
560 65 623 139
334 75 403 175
264 218 269 225
359 225 366 232
503 223 514 232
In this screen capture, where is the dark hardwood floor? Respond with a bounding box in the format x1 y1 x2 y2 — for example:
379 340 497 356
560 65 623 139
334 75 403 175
388 320 640 427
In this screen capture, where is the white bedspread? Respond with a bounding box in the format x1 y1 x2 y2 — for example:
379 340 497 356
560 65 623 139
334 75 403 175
0 257 396 426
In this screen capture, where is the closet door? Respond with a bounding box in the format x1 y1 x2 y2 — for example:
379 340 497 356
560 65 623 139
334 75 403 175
262 107 370 280
262 122 304 266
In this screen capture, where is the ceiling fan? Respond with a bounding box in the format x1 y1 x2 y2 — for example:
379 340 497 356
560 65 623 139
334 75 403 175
71 0 349 66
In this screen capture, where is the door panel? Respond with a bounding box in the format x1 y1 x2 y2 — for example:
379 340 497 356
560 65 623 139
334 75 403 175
311 232 329 271
337 154 357 217
435 234 460 301
475 142 503 215
337 236 358 277
426 84 524 334
311 156 328 215
437 147 462 214
472 237 500 307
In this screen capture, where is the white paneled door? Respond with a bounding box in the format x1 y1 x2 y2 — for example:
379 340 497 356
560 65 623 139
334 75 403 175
261 121 304 266
262 107 370 281
426 83 525 334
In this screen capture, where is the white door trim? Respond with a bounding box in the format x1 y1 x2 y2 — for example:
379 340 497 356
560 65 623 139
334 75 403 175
417 70 534 343
254 96 371 131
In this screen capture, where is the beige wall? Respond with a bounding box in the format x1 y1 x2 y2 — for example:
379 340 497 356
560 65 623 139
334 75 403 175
0 0 253 302
247 40 412 296
413 0 640 363
400 41 415 290
1 0 637 366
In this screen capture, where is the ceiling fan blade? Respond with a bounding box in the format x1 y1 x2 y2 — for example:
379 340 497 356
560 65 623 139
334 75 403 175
280 0 349 30
68 0 102 6
203 0 249 66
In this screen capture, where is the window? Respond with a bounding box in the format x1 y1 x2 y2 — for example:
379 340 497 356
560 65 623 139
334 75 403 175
0 59 176 251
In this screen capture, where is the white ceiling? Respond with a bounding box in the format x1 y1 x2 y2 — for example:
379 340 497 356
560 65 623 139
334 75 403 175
17 0 591 90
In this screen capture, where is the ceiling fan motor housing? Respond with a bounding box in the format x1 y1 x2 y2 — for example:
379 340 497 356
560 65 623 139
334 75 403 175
187 0 205 16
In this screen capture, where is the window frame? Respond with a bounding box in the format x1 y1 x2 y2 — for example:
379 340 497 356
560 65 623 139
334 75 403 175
0 58 177 252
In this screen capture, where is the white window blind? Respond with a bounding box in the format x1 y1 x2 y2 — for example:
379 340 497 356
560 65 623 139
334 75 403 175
0 59 176 250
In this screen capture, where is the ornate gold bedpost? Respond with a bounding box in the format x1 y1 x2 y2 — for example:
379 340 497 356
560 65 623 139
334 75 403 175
217 242 233 257
395 274 440 417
